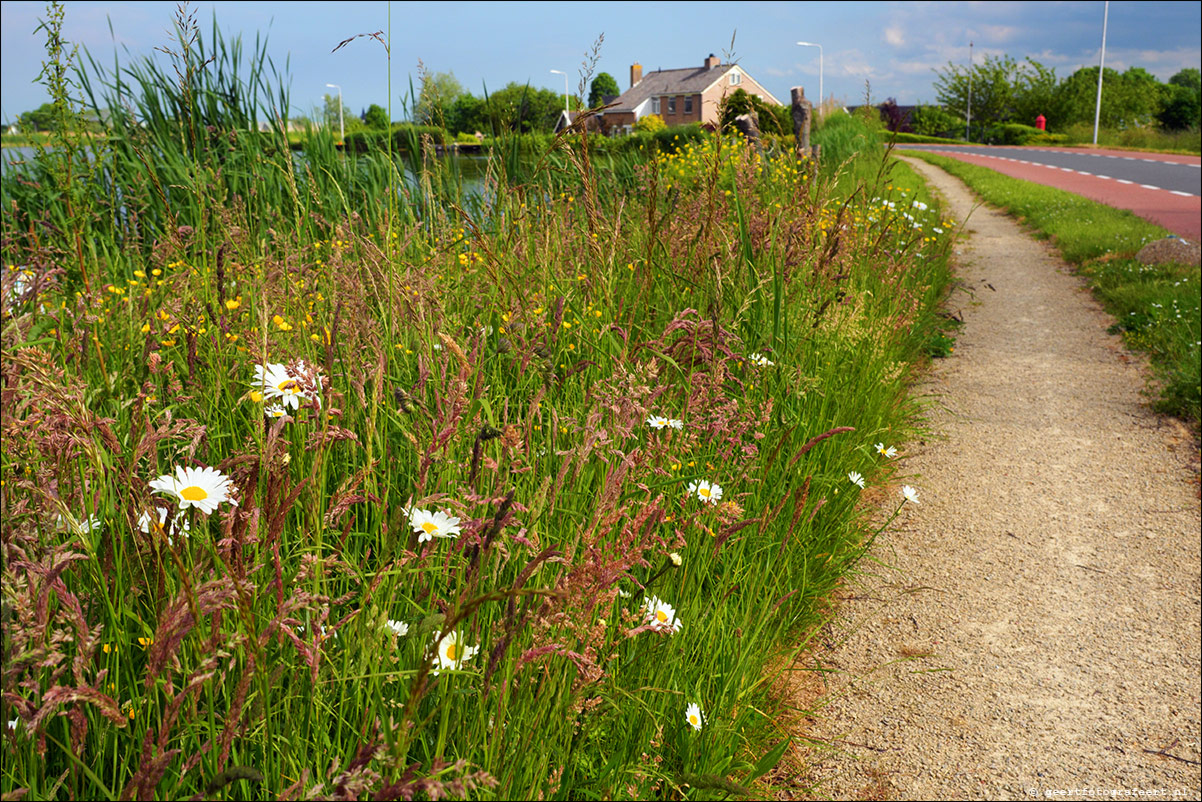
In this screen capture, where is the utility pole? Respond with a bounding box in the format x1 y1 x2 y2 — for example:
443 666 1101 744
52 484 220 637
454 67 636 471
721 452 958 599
966 41 973 141
1093 1 1109 145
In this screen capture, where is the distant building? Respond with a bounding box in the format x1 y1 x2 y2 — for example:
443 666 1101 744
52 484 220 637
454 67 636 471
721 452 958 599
598 54 781 135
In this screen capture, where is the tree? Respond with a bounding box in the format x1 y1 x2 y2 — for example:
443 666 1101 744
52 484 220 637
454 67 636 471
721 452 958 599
878 98 912 133
1010 60 1059 127
414 70 463 126
1160 68 1201 130
718 88 785 135
17 102 60 132
446 93 486 135
1158 84 1201 130
1169 68 1201 94
1054 66 1161 130
363 103 389 129
934 54 1022 129
479 82 565 134
588 72 620 108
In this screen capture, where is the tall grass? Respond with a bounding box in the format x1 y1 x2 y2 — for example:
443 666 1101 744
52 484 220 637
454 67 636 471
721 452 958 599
2 6 955 798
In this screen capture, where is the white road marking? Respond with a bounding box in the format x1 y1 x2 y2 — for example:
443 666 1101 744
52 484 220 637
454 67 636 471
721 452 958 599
1170 190 1193 197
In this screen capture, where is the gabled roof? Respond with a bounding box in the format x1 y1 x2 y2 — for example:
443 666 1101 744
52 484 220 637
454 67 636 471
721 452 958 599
606 64 743 113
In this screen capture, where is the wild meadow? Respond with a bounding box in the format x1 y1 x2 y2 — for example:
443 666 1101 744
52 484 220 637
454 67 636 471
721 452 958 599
2 7 955 799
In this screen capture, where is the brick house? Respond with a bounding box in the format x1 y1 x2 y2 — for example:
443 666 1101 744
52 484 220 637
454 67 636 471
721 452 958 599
599 54 782 135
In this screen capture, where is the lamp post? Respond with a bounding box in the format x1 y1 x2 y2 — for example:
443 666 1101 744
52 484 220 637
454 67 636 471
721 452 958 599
966 41 973 141
325 83 344 143
1093 0 1109 145
550 69 569 120
795 41 822 115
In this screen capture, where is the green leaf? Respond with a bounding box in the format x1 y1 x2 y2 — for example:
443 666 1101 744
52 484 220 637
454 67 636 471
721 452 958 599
744 738 790 785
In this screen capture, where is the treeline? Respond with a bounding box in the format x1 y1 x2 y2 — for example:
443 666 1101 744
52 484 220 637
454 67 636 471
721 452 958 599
902 57 1200 139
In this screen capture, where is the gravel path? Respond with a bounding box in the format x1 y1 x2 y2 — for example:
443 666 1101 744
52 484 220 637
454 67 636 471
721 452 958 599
796 157 1202 801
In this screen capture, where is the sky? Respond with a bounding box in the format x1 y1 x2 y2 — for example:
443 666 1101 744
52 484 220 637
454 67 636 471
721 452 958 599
2 0 1200 124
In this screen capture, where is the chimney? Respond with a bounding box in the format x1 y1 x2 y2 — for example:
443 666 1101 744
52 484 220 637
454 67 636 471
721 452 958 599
630 63 643 88
705 53 720 70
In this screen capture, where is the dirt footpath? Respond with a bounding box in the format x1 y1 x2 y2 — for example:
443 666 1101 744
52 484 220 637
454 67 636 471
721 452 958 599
796 157 1202 801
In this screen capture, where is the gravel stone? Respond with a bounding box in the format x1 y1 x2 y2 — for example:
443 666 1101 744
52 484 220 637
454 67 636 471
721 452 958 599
796 157 1202 801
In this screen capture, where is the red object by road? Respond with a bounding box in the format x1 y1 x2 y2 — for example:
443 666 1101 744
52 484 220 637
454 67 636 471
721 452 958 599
1035 115 1046 131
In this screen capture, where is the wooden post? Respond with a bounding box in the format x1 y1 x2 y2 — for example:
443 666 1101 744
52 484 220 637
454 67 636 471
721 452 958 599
791 86 812 158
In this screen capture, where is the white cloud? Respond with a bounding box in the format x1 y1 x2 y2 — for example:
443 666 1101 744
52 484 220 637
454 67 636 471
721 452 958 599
975 24 1019 44
884 26 905 47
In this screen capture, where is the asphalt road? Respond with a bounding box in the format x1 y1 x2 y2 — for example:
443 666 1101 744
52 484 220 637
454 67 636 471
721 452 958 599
899 144 1201 196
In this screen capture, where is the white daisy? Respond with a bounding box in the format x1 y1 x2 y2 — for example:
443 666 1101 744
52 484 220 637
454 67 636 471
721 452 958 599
685 702 704 731
252 361 318 410
149 465 237 515
669 552 682 567
687 479 723 505
848 471 866 489
385 619 409 637
668 418 684 430
647 415 671 429
902 486 920 505
56 514 101 536
643 595 682 633
747 352 774 367
410 509 462 542
431 630 479 674
137 508 191 545
875 443 898 459
264 404 289 419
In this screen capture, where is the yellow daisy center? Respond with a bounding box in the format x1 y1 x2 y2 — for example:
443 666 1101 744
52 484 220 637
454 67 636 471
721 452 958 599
698 487 711 498
656 610 669 623
689 714 699 726
278 380 298 393
180 485 209 502
422 521 439 535
444 643 458 661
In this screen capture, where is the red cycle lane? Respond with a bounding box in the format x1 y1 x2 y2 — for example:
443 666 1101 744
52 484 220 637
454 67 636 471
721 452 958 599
913 148 1201 241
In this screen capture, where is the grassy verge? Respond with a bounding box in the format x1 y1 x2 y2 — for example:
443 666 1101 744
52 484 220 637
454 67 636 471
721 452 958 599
907 151 1201 427
1 7 956 799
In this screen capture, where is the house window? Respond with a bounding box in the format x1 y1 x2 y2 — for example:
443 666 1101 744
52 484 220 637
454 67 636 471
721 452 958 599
684 96 693 113
667 96 676 114
651 97 660 114
729 72 741 86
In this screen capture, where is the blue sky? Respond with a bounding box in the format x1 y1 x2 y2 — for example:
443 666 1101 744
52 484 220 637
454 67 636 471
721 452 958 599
2 1 1199 123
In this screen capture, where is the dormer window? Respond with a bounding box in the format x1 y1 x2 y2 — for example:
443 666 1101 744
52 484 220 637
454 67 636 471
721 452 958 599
729 72 741 86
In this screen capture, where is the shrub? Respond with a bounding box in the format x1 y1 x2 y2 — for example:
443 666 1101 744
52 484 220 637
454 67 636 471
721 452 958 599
911 104 964 138
982 122 1045 145
635 113 666 133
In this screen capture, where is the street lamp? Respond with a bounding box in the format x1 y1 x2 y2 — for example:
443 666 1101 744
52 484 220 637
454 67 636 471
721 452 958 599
966 41 973 141
550 69 569 119
795 41 822 114
325 82 344 143
1093 1 1109 145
